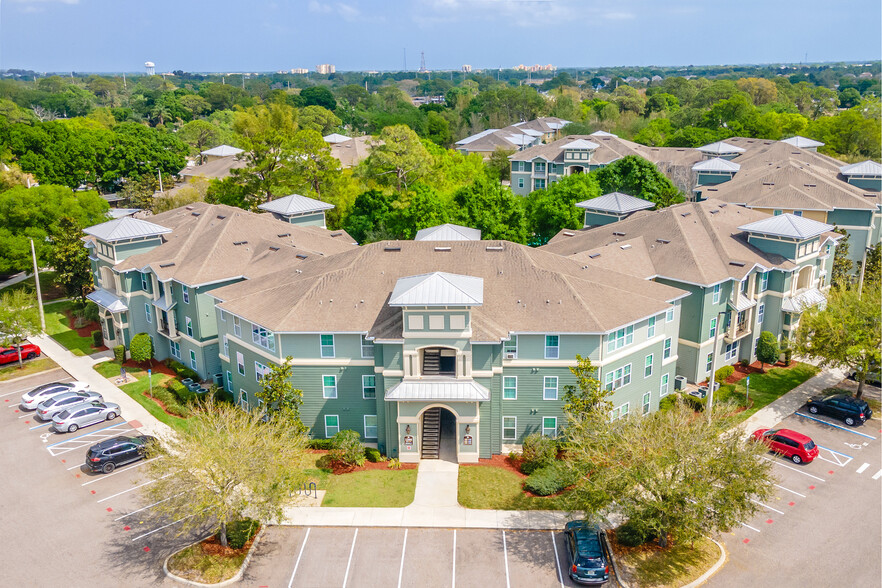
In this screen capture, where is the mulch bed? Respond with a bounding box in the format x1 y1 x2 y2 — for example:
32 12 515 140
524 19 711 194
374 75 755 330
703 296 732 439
122 359 177 377
198 529 259 558
460 453 528 478
310 449 418 474
700 360 799 386
62 309 108 351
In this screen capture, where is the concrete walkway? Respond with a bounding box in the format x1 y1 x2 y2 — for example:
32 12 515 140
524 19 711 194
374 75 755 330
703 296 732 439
0 271 31 289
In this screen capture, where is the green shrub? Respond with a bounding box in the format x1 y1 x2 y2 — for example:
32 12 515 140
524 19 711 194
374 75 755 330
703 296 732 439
331 429 366 467
524 461 578 496
783 348 793 366
715 365 735 383
72 302 100 323
213 385 234 404
740 359 749 367
224 518 259 549
91 330 103 347
658 394 678 411
616 520 650 547
307 439 334 450
145 385 190 417
520 432 557 475
364 447 383 463
164 358 199 381
113 345 126 363
167 379 195 404
682 394 707 412
129 332 154 364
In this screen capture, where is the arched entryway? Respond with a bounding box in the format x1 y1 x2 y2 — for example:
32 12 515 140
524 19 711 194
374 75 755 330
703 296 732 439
569 165 586 175
420 406 458 462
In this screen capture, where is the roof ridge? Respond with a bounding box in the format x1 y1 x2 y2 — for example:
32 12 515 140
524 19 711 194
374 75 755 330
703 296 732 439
671 205 713 284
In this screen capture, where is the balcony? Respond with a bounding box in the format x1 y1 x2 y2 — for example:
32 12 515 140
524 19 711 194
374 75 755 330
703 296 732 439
724 322 752 343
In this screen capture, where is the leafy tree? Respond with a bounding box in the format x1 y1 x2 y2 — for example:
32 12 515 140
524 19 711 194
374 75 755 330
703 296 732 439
343 189 397 243
178 120 222 155
129 332 154 365
838 87 862 109
425 111 452 146
386 184 454 239
794 284 881 399
287 129 341 199
486 147 515 182
48 217 93 303
860 244 880 288
119 175 159 209
593 155 684 208
100 123 188 189
362 125 433 191
830 227 853 288
298 105 342 135
255 356 305 431
0 289 42 368
153 177 209 214
562 354 611 419
300 86 337 111
452 177 529 243
231 102 298 202
524 173 601 245
142 398 308 547
755 331 780 372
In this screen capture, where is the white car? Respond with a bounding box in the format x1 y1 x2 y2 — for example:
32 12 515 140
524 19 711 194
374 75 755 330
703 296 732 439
21 382 90 410
35 391 104 421
52 401 121 433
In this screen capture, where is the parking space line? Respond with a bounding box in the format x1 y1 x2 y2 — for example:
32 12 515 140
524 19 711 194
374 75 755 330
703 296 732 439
18 412 34 419
287 527 311 588
856 463 870 474
131 510 205 541
794 412 877 440
774 484 806 498
81 456 158 486
740 522 761 533
97 476 165 503
342 528 357 588
763 457 826 481
29 421 51 430
67 462 85 470
397 529 407 588
47 421 129 447
550 531 564 588
873 470 882 481
115 493 184 520
452 530 457 588
751 499 784 514
502 531 510 588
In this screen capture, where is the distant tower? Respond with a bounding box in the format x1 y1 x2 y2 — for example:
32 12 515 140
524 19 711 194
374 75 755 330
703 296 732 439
419 51 428 73
144 61 155 76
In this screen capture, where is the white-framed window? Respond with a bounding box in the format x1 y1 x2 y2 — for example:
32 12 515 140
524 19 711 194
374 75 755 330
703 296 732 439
647 316 656 338
545 335 559 359
663 338 672 359
794 210 803 217
725 341 739 361
517 178 524 189
322 375 337 398
607 325 634 353
189 349 197 370
535 161 546 173
611 403 630 421
819 271 827 288
642 392 651 415
236 351 245 376
759 271 769 293
604 364 632 391
757 303 765 324
255 361 269 382
543 376 558 400
773 210 782 216
222 335 229 358
225 371 232 392
170 340 181 360
238 389 248 411
145 304 152 324
325 415 339 438
233 316 241 337
219 310 226 322
140 273 149 291
361 336 374 358
503 376 517 400
660 373 670 396
362 375 376 399
504 336 518 359
185 317 193 337
666 307 675 322
712 284 721 304
364 415 378 439
503 416 517 440
252 325 275 351
320 334 335 358
182 286 190 304
709 317 717 339
534 178 546 190
644 354 653 378
706 352 713 373
542 416 557 438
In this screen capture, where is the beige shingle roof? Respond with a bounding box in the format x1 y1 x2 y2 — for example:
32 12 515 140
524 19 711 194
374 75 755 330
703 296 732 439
509 134 646 165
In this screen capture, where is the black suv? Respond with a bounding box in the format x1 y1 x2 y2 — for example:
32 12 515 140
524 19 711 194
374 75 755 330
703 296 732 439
806 394 873 426
86 435 156 473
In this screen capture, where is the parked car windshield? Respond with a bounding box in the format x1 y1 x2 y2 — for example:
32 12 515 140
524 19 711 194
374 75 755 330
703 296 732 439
57 410 70 419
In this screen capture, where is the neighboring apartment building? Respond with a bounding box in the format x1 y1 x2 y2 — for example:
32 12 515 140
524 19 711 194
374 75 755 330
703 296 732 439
455 117 571 159
84 202 357 382
543 199 839 384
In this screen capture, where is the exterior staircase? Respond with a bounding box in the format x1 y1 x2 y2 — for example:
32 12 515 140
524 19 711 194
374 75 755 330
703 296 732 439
422 350 441 375
421 407 441 459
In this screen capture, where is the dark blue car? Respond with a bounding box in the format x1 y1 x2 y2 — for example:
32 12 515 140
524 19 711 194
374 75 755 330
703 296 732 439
564 521 610 585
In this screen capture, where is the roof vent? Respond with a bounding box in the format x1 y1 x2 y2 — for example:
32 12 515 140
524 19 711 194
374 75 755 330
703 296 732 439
191 212 201 217
185 205 195 210
295 269 302 274
718 203 727 207
159 262 175 268
277 233 291 238
762 182 775 186
296 254 308 260
562 231 575 236
804 184 817 188
620 244 632 250
485 245 504 251
710 209 719 214
269 246 280 251
330 232 343 237
233 241 247 246
656 238 670 244
865 194 877 198
588 253 601 259
612 231 626 236
216 215 226 220
729 261 745 267
434 246 451 252
681 212 691 217
384 246 401 252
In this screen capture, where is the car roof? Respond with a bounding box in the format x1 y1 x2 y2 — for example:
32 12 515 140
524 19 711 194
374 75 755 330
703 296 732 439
92 435 137 450
774 429 814 444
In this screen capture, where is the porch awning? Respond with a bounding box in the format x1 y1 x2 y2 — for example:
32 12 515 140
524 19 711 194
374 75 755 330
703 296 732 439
385 378 490 402
87 289 128 313
782 288 826 313
152 296 176 312
727 296 757 313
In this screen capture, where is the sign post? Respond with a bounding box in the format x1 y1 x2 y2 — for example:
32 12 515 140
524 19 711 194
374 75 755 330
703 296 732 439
745 375 750 404
148 369 152 396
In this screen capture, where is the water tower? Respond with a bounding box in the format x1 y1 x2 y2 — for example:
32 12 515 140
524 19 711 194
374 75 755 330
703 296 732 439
145 61 155 76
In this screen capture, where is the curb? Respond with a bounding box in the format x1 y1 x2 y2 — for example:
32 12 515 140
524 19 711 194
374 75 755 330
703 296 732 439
0 363 66 385
163 526 265 587
681 537 727 588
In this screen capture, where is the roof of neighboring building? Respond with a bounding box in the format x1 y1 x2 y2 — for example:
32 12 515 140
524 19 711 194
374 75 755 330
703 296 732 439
576 192 654 214
738 213 833 240
323 133 351 144
257 193 334 216
781 136 824 149
782 287 826 313
697 141 746 155
839 160 882 176
200 145 243 157
178 156 247 180
211 240 686 340
543 200 805 285
390 272 484 307
414 224 482 241
84 217 171 242
328 135 373 168
692 157 741 172
590 130 618 137
456 129 499 146
106 208 141 219
509 134 645 165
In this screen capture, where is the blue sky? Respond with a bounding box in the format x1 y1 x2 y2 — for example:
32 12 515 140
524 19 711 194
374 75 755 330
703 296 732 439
2 0 880 73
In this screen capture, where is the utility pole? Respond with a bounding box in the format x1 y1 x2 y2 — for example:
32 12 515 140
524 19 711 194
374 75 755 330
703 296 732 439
157 168 164 193
705 310 727 421
30 240 46 332
122 71 127 90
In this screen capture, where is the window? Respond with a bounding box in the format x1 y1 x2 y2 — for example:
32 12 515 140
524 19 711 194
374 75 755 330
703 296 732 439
361 336 374 358
408 315 424 330
320 334 335 358
362 375 376 399
428 315 445 330
185 317 193 337
663 338 672 359
712 284 721 304
322 375 337 398
757 303 765 324
182 286 190 304
534 178 546 190
604 364 632 391
170 341 180 360
759 271 769 293
141 273 149 291
189 350 197 370
252 325 275 351
325 415 339 438
364 415 378 439
794 210 803 217
233 316 241 337
709 317 717 339
643 392 651 415
666 307 675 322
535 161 546 172
706 352 713 373
611 403 630 421
450 314 465 330
773 210 782 216
503 376 517 400
502 416 517 440
145 304 152 324
225 371 232 392
543 376 558 400
222 335 229 358
725 341 739 361
647 316 656 338
607 325 634 352
819 272 827 288
236 352 245 376
644 354 653 378
255 361 269 382
517 178 524 189
219 310 226 322
545 335 559 359
660 374 670 396
740 278 749 294
238 389 248 410
504 336 518 359
825 243 832 256
542 417 557 438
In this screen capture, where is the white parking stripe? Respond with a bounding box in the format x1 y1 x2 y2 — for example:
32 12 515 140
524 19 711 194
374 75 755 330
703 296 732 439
115 493 185 521
751 499 784 514
740 522 761 533
502 531 511 588
18 412 34 419
873 470 882 481
97 476 166 503
774 484 806 498
131 510 206 541
856 463 870 474
47 422 129 447
763 457 826 481
81 457 159 486
452 530 457 588
551 532 564 588
287 527 311 588
397 529 407 588
342 528 357 588
29 421 51 430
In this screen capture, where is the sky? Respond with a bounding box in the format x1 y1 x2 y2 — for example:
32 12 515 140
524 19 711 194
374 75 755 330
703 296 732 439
1 0 880 73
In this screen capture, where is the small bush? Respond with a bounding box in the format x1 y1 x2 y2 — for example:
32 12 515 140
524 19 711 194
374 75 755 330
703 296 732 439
682 394 707 412
167 379 195 404
616 520 650 547
524 461 578 496
330 429 366 467
91 330 103 347
658 394 678 411
113 345 126 363
225 518 259 549
307 439 334 450
387 458 402 470
715 365 735 382
164 358 199 381
364 447 384 462
82 302 100 323
146 386 190 417
213 385 234 404
520 432 558 475
783 348 793 365
740 359 749 367
129 332 154 364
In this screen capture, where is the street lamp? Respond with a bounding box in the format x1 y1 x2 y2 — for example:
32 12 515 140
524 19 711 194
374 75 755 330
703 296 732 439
705 310 728 422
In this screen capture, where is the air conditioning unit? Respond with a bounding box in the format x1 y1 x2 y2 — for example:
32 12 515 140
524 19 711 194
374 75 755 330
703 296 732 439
505 352 517 359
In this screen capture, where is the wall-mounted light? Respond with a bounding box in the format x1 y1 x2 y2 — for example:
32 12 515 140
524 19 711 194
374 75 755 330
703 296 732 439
405 425 411 434
465 425 470 434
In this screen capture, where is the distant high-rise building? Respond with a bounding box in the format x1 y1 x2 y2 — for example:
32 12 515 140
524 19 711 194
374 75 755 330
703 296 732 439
461 64 472 73
144 61 155 76
315 64 336 74
290 68 309 74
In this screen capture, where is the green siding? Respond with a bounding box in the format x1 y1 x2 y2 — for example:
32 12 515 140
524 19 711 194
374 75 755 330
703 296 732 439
747 235 798 259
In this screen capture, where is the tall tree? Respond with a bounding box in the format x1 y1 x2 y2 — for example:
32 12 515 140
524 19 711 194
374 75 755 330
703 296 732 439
755 331 780 373
49 216 93 303
830 227 853 288
562 354 612 419
231 102 299 203
362 125 432 192
0 289 42 368
287 129 341 199
524 173 601 245
179 120 222 155
255 357 305 432
452 177 529 243
592 155 684 208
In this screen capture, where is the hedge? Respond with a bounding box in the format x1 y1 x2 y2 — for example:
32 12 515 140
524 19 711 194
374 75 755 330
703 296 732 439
91 330 103 347
129 332 154 364
520 432 558 475
715 365 735 383
167 379 196 404
524 461 578 496
365 447 384 462
146 385 190 418
308 439 334 450
225 518 260 549
113 345 126 363
164 358 199 381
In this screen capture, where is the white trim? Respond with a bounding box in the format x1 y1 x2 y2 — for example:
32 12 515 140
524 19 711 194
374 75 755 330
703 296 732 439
363 414 378 439
503 376 518 400
324 414 340 438
543 376 558 400
542 416 558 438
322 374 337 399
502 416 517 441
362 374 376 399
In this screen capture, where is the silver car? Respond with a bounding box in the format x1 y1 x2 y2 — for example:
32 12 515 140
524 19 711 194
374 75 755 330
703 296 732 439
52 401 121 433
35 391 104 421
21 381 90 410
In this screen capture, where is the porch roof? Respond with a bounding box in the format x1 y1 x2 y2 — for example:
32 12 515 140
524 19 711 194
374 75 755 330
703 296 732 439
87 289 128 313
782 288 826 313
385 378 491 402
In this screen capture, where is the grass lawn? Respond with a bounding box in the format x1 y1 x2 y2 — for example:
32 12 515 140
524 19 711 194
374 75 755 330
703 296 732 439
717 362 819 423
44 300 97 357
458 465 571 510
301 453 417 507
93 361 192 433
614 535 719 588
0 357 59 382
0 271 65 301
167 543 246 584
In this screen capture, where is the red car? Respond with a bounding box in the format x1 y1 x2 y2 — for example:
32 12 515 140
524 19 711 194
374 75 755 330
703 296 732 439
752 428 819 464
0 344 41 366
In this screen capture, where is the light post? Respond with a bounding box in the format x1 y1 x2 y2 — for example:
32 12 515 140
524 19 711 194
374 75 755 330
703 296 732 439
705 310 728 422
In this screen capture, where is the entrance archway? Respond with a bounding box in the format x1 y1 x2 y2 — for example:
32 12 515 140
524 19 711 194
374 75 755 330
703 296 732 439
420 406 457 462
569 165 585 175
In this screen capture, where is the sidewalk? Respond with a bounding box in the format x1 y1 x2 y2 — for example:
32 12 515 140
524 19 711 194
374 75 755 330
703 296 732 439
29 334 174 441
